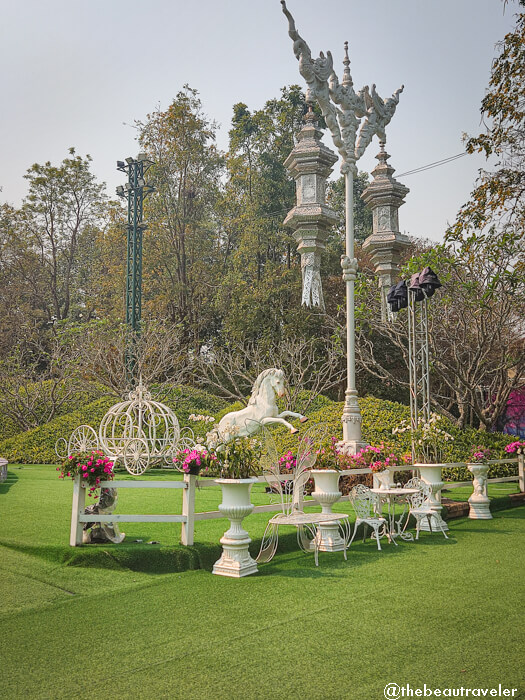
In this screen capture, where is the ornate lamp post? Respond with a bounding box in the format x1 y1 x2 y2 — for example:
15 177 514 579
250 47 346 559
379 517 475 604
361 149 410 321
281 1 404 453
283 107 338 312
116 154 154 384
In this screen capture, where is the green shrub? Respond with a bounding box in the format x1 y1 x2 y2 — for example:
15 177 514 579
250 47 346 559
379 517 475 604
266 397 515 481
153 386 229 431
0 386 229 465
0 381 108 443
1 385 515 476
0 397 117 464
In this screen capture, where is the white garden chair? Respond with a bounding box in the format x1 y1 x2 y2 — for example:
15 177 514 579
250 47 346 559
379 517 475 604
256 425 350 566
348 484 388 551
404 477 449 540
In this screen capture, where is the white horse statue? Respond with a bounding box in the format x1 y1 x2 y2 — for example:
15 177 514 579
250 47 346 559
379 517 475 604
215 368 307 442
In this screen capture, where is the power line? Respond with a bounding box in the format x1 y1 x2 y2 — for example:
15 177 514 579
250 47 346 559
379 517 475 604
396 152 467 178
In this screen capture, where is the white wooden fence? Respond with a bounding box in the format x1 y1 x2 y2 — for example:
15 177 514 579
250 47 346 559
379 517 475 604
70 454 524 547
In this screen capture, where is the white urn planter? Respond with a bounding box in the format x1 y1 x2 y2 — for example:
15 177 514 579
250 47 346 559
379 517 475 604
373 470 394 490
310 469 345 552
414 463 449 532
213 478 258 578
467 463 492 520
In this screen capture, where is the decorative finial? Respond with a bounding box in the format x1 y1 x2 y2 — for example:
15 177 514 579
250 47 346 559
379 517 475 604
342 41 352 87
304 103 316 123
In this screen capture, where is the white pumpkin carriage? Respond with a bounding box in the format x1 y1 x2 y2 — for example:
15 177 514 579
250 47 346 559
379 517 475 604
55 381 195 475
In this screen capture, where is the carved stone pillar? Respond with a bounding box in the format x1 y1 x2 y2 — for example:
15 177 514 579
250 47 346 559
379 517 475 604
361 149 410 319
468 463 492 520
284 108 338 312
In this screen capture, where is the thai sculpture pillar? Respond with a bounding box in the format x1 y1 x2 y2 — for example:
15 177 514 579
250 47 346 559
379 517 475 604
284 107 338 312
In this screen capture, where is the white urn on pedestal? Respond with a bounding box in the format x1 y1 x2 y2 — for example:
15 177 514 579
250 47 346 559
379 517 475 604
310 469 346 552
373 470 394 490
468 463 492 520
414 464 449 532
213 478 258 578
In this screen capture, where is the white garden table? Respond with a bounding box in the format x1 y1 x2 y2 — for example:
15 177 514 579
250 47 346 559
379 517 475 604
370 488 419 544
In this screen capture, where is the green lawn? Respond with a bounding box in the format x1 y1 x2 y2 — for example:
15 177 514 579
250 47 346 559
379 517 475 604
1 465 524 699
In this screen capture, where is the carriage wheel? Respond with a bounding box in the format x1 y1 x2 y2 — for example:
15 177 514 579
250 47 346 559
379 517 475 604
68 425 99 455
55 438 68 461
123 438 150 476
177 426 196 451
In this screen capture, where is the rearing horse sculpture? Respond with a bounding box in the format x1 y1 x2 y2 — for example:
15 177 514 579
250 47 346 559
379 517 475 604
215 368 307 442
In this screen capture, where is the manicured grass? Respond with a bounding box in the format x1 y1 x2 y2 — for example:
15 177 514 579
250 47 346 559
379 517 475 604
1 465 524 699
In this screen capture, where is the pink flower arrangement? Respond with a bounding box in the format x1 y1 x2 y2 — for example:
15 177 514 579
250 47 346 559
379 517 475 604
173 445 217 475
504 441 525 454
278 450 297 472
345 444 410 473
57 450 115 498
469 446 493 463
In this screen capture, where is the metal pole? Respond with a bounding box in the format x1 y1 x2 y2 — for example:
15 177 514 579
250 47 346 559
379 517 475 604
340 167 364 450
408 291 418 460
117 156 154 387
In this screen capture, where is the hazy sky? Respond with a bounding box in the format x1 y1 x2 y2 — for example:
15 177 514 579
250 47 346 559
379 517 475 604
0 0 517 241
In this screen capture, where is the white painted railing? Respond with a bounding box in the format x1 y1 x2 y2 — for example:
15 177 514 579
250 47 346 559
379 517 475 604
70 453 524 547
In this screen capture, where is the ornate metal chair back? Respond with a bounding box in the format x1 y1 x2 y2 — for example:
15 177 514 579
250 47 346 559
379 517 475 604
405 477 432 509
349 484 380 519
258 422 326 516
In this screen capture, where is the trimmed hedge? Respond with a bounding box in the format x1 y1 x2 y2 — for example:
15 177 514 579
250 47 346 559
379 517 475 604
269 396 516 481
0 386 229 465
0 386 516 480
0 382 108 443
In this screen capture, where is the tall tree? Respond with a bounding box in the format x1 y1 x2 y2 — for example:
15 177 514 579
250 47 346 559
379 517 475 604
326 171 373 245
351 230 524 430
21 149 106 321
450 2 524 239
137 86 224 345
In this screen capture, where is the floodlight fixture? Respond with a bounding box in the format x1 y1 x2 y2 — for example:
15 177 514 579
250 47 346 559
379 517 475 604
393 279 408 310
117 160 126 169
137 153 148 161
125 157 134 165
418 266 442 298
408 272 425 302
116 185 125 197
387 284 399 312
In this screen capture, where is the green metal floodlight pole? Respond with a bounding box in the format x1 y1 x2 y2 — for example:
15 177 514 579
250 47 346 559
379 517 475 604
116 154 155 386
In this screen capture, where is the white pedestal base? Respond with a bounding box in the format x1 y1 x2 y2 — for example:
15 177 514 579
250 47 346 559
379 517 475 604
314 522 346 552
213 478 258 578
416 464 449 532
468 501 492 520
468 463 492 520
213 537 258 578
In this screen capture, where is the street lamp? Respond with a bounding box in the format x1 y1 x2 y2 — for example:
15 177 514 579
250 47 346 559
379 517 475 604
281 1 404 454
116 155 155 384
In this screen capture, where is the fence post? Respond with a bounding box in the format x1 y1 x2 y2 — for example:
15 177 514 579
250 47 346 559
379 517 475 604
70 475 86 546
518 451 525 493
181 474 196 546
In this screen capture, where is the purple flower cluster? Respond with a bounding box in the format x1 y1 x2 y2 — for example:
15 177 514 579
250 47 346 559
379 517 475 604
278 450 297 471
348 444 409 473
504 441 525 454
173 447 217 475
469 446 492 463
